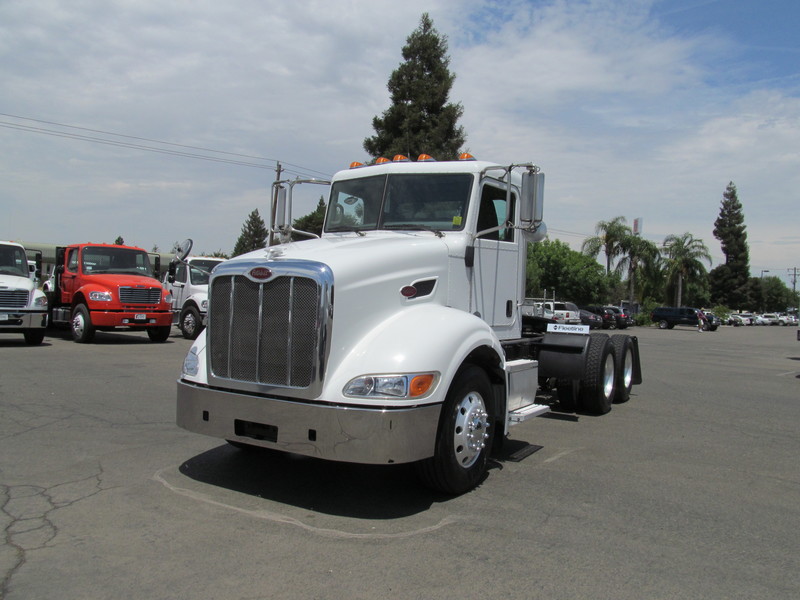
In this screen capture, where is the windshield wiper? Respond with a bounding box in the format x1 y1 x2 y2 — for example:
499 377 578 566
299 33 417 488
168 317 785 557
384 224 444 238
328 227 366 236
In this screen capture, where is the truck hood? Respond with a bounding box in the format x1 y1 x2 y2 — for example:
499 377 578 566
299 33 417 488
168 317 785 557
0 274 35 293
231 233 459 369
82 273 164 288
236 233 458 296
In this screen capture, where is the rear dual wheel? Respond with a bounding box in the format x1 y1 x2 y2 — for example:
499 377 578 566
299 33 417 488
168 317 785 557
577 333 616 415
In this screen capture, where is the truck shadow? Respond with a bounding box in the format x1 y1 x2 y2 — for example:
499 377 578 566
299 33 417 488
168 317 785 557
179 444 443 518
44 325 179 344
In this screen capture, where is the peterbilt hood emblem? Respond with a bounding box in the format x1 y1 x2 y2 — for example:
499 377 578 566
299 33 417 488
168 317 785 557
249 267 272 280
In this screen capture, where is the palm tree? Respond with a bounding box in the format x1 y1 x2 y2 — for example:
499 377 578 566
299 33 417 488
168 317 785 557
616 235 660 304
662 232 712 306
582 216 631 275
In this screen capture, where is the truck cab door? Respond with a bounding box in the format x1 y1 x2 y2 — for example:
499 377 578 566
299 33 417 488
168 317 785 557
472 184 519 337
60 247 79 304
168 263 188 310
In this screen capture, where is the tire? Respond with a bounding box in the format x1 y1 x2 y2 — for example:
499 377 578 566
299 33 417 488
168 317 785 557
147 326 171 343
24 329 46 345
658 320 669 330
610 335 634 403
71 304 95 343
577 334 616 415
416 365 494 495
180 306 202 340
556 379 579 412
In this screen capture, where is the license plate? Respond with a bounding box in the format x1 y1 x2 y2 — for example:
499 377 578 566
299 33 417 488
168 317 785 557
134 314 147 321
0 314 8 321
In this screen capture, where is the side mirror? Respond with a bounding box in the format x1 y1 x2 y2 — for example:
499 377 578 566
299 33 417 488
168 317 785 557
274 187 287 229
520 171 544 224
153 255 161 279
167 261 176 284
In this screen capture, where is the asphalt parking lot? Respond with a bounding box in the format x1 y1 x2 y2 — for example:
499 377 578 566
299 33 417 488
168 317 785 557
1 324 799 599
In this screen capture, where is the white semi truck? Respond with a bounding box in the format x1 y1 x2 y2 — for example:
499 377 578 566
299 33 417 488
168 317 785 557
175 154 642 494
0 240 48 345
164 256 225 339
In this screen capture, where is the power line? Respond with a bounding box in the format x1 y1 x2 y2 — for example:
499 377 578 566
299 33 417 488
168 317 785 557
0 112 332 179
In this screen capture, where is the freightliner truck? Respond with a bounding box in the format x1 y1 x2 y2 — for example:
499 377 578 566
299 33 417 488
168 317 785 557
46 243 174 343
0 240 48 344
176 154 642 494
164 256 225 339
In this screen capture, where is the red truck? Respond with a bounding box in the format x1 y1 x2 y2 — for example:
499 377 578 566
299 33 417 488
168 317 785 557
46 243 173 342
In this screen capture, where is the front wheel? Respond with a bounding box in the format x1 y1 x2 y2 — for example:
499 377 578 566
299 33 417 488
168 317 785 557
147 326 171 343
180 306 202 340
658 320 669 329
416 365 494 495
24 329 46 345
71 304 95 343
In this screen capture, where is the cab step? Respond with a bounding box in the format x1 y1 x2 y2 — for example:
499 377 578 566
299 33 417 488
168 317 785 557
507 402 551 424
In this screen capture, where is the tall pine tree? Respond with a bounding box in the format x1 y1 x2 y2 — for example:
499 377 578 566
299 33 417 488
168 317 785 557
709 182 750 308
232 208 268 257
363 13 466 161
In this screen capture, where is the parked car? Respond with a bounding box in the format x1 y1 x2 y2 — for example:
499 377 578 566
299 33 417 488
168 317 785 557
760 313 780 326
605 305 631 329
541 301 581 325
752 314 771 326
728 313 750 326
650 306 718 331
581 305 618 329
779 313 799 326
579 309 603 329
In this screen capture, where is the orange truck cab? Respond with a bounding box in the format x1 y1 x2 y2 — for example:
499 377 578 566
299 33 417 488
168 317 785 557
46 243 173 342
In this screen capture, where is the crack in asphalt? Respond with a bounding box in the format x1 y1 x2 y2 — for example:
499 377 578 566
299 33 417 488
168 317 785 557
1 469 110 598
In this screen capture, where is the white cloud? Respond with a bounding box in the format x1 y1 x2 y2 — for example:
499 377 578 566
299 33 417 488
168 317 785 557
1 0 798 279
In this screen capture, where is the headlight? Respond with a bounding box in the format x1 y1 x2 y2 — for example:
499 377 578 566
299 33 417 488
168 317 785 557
89 291 113 301
343 373 437 399
183 347 200 376
164 292 173 304
33 295 48 308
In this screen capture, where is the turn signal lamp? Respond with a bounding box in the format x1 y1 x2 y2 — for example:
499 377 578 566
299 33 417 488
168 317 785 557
409 374 435 397
393 154 410 162
458 152 476 161
417 154 435 162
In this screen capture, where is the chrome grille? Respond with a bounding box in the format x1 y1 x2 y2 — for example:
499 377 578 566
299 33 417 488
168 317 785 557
0 290 28 308
0 289 29 308
119 286 162 304
208 261 331 393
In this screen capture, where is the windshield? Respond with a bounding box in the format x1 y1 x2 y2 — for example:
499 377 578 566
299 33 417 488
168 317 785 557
324 173 473 233
82 247 152 276
188 259 221 285
0 244 29 277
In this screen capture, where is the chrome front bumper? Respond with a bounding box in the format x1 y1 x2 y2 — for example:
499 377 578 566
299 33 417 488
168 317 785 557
176 380 442 464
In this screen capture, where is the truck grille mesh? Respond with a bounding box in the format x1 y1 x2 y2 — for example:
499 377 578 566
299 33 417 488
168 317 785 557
209 274 321 388
119 286 162 304
0 290 29 308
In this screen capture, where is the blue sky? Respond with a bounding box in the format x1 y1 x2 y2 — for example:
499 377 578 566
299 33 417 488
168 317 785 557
1 0 798 287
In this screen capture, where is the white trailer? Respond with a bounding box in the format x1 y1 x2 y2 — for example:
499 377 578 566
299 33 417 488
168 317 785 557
175 154 642 494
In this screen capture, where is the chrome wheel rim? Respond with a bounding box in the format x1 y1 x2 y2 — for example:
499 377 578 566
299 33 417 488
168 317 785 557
602 354 615 399
72 313 85 338
453 392 489 468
